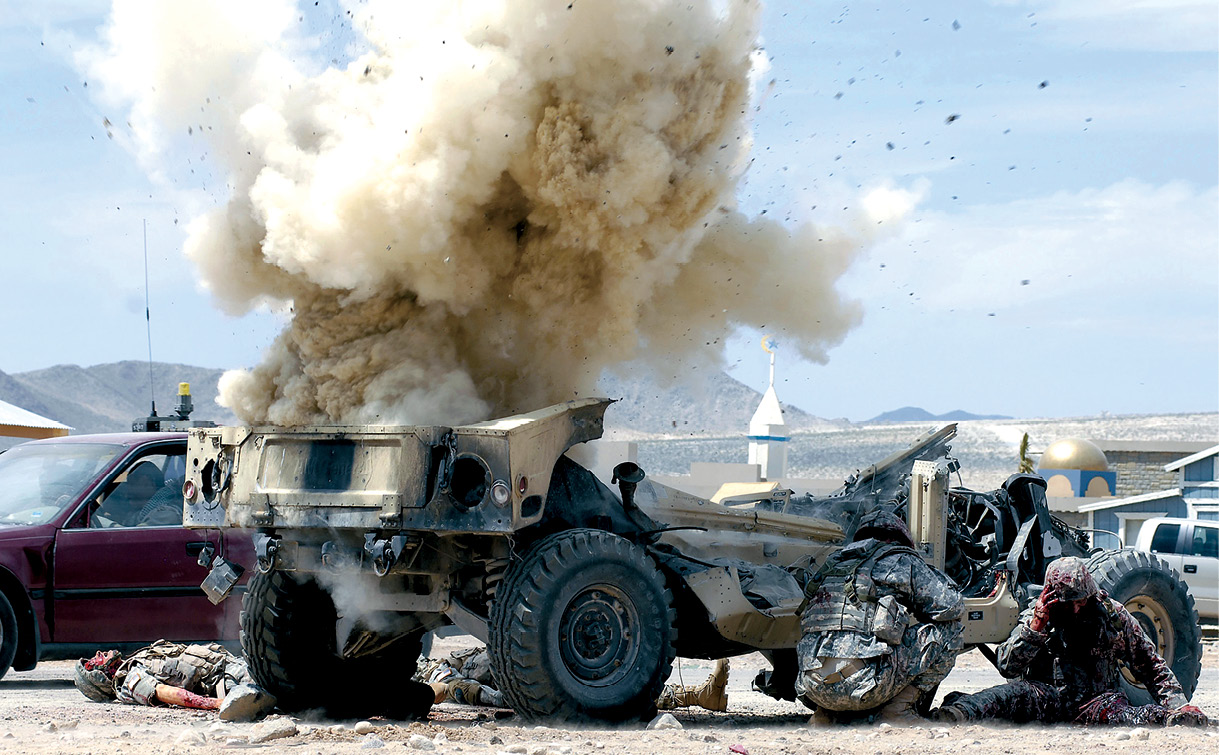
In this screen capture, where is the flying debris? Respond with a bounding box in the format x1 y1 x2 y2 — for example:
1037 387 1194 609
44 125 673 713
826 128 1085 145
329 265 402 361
87 0 869 428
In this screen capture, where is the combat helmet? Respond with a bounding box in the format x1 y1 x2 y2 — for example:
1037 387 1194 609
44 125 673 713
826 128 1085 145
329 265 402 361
74 649 121 702
852 509 915 548
1042 556 1099 602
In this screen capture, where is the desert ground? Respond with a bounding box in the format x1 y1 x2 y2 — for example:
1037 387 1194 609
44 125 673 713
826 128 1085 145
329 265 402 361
0 636 1214 754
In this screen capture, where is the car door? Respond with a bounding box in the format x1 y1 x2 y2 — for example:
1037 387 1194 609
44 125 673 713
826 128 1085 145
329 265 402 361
1181 522 1218 619
51 442 228 644
1145 520 1184 573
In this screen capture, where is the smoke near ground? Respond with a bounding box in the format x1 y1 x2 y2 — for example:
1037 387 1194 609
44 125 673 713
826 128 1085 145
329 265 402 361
81 0 898 427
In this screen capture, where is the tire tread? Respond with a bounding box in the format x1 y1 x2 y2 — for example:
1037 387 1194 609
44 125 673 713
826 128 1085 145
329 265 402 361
489 529 676 722
1085 549 1202 701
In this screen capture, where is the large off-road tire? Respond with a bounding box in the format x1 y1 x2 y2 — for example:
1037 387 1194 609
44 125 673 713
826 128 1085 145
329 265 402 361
1085 549 1202 705
489 529 676 722
241 570 424 717
0 591 18 681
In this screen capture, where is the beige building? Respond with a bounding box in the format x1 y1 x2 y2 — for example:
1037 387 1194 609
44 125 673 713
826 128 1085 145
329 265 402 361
0 399 71 441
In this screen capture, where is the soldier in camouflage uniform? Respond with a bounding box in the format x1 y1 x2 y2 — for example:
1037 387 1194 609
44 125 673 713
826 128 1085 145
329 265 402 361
74 640 256 709
796 510 963 722
414 646 506 707
934 557 1209 726
419 645 730 712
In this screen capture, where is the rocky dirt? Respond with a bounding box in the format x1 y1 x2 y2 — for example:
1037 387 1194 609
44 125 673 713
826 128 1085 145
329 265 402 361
0 639 1214 754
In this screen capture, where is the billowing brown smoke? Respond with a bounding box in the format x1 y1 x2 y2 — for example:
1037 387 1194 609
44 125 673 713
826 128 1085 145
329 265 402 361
86 0 874 426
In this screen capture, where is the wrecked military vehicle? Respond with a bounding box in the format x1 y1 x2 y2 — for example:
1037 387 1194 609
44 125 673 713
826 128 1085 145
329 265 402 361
183 399 1202 721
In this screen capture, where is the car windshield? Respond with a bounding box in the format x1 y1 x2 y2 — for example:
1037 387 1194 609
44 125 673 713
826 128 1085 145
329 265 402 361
0 442 124 526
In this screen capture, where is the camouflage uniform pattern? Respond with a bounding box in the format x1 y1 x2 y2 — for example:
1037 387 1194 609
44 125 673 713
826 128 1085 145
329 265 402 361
100 641 251 706
795 521 964 714
940 557 1200 725
413 646 504 707
942 597 1189 724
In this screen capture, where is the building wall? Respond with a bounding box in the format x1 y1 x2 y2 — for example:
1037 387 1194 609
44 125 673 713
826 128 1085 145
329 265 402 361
1092 496 1187 547
1106 450 1183 496
1183 456 1217 482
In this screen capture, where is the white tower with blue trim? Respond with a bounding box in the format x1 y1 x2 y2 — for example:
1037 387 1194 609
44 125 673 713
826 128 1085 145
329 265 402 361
748 335 789 481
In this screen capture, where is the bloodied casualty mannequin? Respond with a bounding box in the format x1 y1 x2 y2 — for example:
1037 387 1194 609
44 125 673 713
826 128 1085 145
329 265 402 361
74 641 254 710
934 557 1208 726
77 640 437 720
417 645 730 713
796 510 964 722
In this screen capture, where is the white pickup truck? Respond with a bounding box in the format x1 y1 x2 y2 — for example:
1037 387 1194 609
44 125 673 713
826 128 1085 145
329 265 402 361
1136 517 1218 620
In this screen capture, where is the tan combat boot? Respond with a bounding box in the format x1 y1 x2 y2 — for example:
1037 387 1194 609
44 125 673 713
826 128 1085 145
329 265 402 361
875 685 922 724
656 659 730 712
931 703 967 723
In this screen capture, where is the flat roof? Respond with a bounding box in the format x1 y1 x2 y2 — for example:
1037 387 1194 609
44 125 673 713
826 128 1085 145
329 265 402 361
1092 441 1215 454
0 398 71 431
1078 488 1183 513
1046 495 1101 513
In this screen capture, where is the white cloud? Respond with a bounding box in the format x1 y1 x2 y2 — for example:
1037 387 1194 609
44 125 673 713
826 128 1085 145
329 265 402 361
861 181 929 226
848 179 1219 316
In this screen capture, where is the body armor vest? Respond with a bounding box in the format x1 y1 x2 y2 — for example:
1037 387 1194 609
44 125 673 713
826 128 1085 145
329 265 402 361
801 540 915 636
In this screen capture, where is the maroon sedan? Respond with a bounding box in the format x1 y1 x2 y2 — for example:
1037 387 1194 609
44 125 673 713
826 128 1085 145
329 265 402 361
0 432 252 679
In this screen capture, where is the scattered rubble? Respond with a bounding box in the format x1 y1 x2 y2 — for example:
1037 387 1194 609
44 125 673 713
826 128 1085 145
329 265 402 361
649 713 684 730
247 716 297 743
408 733 437 750
0 646 1214 753
218 684 276 723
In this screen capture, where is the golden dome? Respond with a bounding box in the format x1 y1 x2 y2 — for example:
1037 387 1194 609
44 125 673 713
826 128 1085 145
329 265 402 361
1038 438 1109 472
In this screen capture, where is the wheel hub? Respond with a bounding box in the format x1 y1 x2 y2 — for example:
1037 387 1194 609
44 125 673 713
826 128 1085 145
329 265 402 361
1120 593 1175 688
559 586 638 686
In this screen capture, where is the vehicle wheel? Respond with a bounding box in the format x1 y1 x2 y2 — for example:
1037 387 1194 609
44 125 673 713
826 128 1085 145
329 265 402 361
1085 550 1202 704
241 570 424 716
0 591 18 681
489 529 676 722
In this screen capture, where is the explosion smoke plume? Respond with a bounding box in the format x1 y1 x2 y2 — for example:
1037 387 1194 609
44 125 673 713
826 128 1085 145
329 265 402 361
86 0 870 426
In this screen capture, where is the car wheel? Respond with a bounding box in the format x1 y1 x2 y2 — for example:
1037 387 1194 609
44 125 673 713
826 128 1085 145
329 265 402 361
0 591 18 681
489 529 675 722
1085 549 1203 704
241 570 424 716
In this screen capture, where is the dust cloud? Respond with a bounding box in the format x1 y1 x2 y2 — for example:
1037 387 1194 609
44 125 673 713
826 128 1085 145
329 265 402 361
84 0 894 427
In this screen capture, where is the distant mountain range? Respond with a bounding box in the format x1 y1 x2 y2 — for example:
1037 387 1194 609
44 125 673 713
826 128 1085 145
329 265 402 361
1 360 1011 441
864 406 1013 424
0 361 237 439
0 361 840 440
597 371 846 437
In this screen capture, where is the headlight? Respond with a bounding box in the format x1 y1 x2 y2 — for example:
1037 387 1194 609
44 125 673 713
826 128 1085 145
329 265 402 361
491 480 510 506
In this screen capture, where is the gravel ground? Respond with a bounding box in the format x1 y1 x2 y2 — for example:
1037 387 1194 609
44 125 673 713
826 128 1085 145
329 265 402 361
0 639 1214 754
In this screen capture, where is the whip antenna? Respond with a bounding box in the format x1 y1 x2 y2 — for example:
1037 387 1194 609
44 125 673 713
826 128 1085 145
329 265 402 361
144 218 156 416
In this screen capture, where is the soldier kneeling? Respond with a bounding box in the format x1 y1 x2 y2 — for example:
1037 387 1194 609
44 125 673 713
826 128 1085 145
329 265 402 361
933 557 1208 727
796 510 964 723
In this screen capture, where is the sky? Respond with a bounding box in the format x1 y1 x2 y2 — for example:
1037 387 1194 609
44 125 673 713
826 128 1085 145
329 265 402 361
0 0 1215 423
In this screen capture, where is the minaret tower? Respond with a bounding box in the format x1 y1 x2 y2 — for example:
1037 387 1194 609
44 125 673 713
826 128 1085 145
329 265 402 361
748 335 789 481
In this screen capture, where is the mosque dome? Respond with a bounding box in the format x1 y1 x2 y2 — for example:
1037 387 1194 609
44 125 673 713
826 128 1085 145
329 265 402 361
1038 438 1109 472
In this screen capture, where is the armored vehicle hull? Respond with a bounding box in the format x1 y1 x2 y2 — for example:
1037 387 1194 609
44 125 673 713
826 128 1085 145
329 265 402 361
185 399 1202 721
